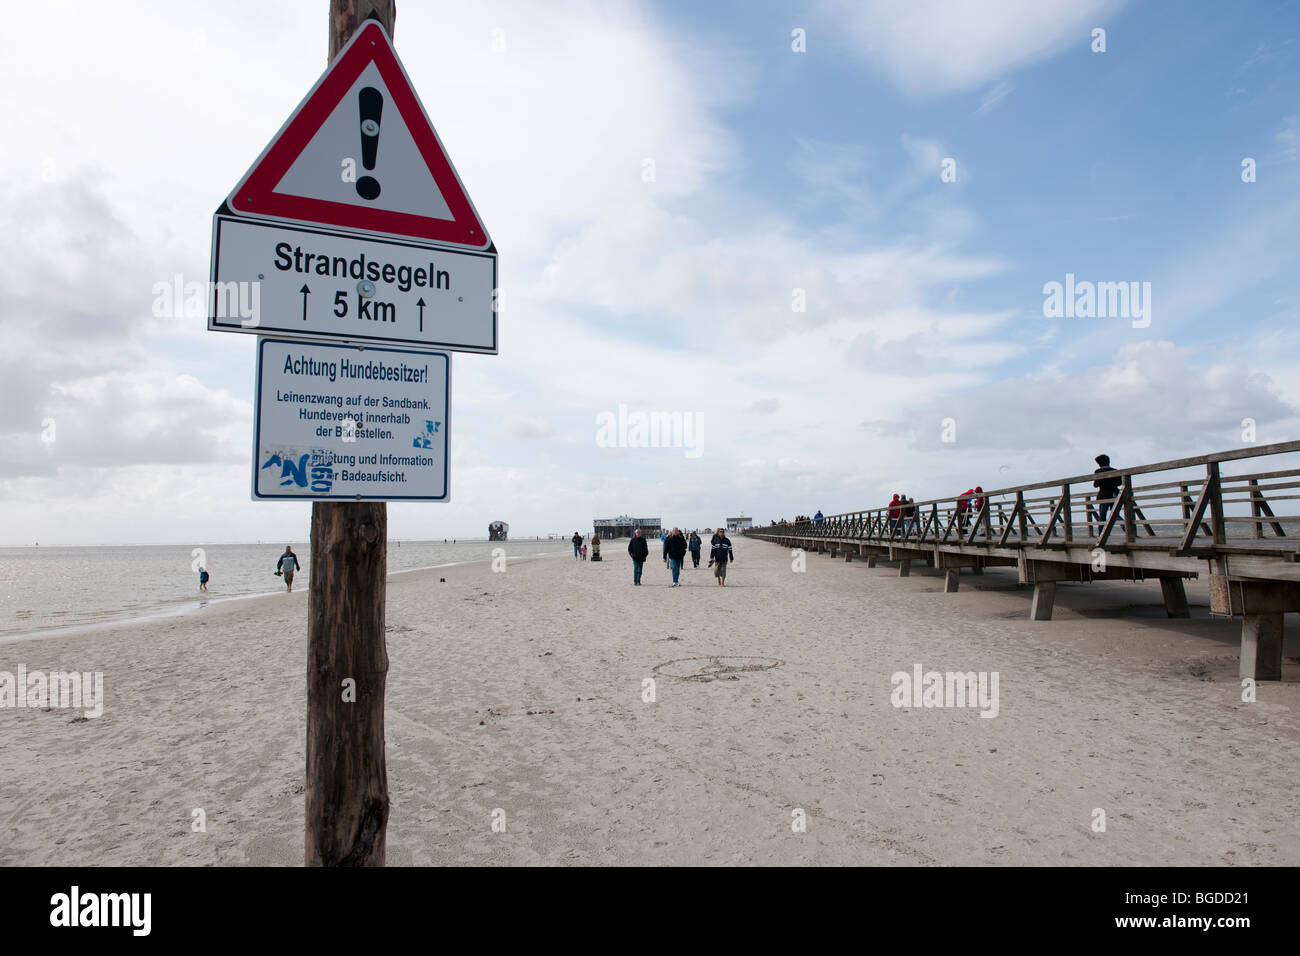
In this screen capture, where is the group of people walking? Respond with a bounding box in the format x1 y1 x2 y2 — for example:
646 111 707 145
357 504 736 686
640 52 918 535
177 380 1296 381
627 527 735 586
571 531 604 561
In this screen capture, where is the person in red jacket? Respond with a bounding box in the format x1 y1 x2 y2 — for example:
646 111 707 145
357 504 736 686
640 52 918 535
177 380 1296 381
887 494 902 537
957 489 975 533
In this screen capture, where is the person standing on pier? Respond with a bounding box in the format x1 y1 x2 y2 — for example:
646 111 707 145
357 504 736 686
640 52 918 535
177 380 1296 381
1093 455 1122 524
628 529 649 585
957 489 974 533
903 496 918 537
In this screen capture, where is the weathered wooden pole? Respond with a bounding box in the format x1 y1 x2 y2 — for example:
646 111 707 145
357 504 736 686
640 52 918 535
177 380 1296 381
305 0 397 868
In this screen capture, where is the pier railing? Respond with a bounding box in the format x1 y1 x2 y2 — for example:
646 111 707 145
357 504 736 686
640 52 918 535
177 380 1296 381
752 441 1300 554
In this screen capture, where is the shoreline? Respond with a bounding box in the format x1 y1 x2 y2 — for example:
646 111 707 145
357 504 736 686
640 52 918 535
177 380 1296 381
0 549 571 648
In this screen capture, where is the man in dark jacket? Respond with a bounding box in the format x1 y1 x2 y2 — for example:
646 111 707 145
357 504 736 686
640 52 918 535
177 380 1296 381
709 527 735 586
1093 454 1122 524
571 531 583 559
628 529 649 585
665 527 688 586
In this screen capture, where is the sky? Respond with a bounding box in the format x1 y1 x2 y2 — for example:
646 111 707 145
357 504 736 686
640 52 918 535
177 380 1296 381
1 0 1298 545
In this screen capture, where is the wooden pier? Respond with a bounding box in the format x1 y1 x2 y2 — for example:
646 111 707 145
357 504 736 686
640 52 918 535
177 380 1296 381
748 441 1300 680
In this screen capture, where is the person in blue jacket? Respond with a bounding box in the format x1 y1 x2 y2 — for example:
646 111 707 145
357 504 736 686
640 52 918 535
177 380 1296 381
688 531 703 568
276 546 300 593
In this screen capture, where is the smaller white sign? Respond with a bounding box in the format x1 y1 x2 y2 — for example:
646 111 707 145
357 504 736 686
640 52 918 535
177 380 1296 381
253 338 450 501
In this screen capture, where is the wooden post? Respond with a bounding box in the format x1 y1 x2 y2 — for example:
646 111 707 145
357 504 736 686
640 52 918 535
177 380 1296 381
1030 581 1056 620
1241 613 1284 681
1160 578 1190 619
306 0 397 869
1061 484 1073 543
1120 476 1136 545
1248 478 1263 538
1207 461 1226 546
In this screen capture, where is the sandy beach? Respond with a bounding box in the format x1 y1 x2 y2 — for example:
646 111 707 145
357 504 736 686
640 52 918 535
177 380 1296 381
1 539 1297 866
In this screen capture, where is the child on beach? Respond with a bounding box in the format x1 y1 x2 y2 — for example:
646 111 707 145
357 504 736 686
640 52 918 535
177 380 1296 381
581 544 588 560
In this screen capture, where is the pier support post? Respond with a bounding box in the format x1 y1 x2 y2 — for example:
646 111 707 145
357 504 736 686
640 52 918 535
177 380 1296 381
1030 582 1056 620
899 559 911 578
1159 578 1190 619
944 569 960 593
866 554 877 568
1209 575 1296 680
1240 613 1283 681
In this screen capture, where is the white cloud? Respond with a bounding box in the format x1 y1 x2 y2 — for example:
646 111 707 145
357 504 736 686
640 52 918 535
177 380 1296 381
821 0 1127 96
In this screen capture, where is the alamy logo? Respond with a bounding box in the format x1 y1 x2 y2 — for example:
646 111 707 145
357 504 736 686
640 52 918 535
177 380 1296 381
0 666 103 719
152 273 261 327
50 886 150 936
890 664 999 718
1042 273 1151 329
595 403 703 459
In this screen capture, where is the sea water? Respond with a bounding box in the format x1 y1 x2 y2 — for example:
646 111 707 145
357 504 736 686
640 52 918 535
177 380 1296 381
0 539 566 641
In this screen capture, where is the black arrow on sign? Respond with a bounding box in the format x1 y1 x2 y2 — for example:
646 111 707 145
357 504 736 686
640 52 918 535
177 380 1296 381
417 297 426 333
299 285 310 321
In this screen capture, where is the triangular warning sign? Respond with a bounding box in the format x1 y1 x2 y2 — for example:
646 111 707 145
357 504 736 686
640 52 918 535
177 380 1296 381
226 21 490 250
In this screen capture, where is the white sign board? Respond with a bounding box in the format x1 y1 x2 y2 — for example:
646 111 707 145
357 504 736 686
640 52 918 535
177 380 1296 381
253 338 450 501
210 215 496 352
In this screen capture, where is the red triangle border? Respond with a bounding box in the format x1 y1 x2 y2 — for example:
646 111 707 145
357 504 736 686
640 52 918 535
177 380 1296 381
230 21 489 250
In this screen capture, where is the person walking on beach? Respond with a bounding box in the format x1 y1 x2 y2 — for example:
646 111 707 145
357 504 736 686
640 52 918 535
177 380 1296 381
198 567 209 592
709 527 735 586
591 533 602 562
572 531 583 559
628 529 649 585
1093 454 1122 524
665 527 688 586
688 530 702 568
661 530 669 567
581 543 588 560
275 546 300 593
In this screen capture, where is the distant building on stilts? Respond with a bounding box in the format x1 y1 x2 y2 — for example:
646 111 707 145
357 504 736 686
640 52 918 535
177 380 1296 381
593 515 662 540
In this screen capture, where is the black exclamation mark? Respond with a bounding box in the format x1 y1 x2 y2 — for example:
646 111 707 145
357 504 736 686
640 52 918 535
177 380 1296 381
356 87 383 200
